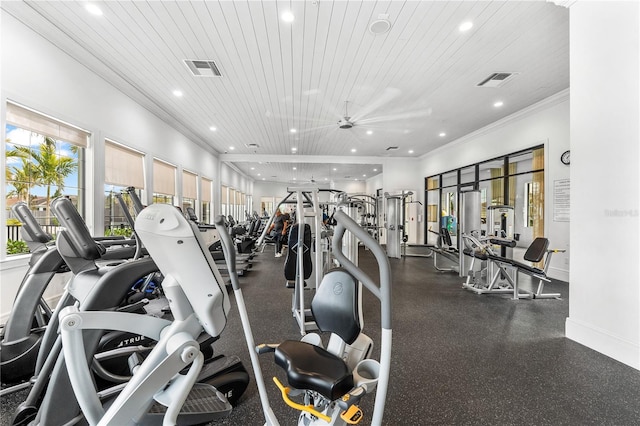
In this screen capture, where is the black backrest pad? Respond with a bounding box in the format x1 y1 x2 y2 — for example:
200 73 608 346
284 223 312 280
441 228 453 247
311 268 361 345
524 237 549 263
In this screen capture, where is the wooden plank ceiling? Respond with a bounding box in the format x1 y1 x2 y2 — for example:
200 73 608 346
1 1 569 183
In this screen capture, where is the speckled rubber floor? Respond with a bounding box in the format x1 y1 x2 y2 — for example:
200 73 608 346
2 248 639 425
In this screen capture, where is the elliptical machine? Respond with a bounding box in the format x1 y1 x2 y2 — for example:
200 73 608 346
11 198 249 426
1 202 139 386
1 202 66 384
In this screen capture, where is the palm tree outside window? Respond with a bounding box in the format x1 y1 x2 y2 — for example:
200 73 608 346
4 102 87 256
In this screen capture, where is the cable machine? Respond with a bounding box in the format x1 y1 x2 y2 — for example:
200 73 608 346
257 188 342 335
384 191 413 259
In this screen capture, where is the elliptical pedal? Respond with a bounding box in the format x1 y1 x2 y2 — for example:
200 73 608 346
146 383 232 425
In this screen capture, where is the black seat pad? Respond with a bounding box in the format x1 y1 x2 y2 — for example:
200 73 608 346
486 254 545 277
275 340 353 401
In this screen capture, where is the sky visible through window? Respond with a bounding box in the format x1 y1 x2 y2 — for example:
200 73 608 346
5 124 80 197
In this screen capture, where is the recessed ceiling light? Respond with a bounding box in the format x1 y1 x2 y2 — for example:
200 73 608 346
209 126 217 131
408 150 414 154
293 167 297 170
262 178 265 180
333 168 337 171
439 132 446 137
85 4 103 16
366 130 373 135
229 146 235 150
250 167 255 170
373 168 378 172
291 147 297 152
173 90 183 97
494 101 504 107
290 128 297 133
293 177 297 180
459 21 473 32
257 173 261 176
281 11 295 22
363 174 367 177
325 178 328 181
351 148 356 153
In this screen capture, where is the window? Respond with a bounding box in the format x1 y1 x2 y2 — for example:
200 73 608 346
182 170 197 214
246 195 253 217
261 196 274 217
201 178 213 224
5 102 88 256
229 188 236 219
425 145 545 246
153 159 176 204
221 185 228 215
104 140 144 236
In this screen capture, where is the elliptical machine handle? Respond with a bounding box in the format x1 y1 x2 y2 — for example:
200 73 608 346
332 210 392 330
214 215 241 292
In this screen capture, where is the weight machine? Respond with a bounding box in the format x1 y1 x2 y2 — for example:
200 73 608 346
383 191 414 259
257 188 343 335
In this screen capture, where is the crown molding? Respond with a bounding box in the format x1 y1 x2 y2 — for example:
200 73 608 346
421 89 570 159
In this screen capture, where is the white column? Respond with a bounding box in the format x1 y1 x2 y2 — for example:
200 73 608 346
566 0 640 369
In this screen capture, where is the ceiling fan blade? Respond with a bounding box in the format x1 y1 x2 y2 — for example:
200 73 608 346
343 129 366 145
354 124 412 134
266 111 334 125
350 87 402 122
356 108 433 125
298 123 337 134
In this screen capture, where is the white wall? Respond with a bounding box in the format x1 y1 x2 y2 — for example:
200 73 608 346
0 12 248 322
415 92 570 280
565 1 639 370
251 180 366 214
366 173 384 195
220 163 252 196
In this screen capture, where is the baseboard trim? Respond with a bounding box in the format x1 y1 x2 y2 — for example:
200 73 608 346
566 317 639 370
548 266 569 282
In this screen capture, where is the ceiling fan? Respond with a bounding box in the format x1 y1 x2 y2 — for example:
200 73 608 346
337 101 355 129
294 87 433 141
335 89 432 131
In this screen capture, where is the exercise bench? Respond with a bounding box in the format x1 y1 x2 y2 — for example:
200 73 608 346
486 237 565 300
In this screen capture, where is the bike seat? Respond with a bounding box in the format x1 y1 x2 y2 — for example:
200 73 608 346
275 340 353 401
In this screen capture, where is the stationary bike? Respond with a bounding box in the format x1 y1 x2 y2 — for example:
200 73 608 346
250 209 393 425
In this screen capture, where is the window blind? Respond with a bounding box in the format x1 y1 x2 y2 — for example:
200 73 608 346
221 186 228 204
201 178 212 202
153 159 176 196
6 101 89 148
182 170 197 200
105 140 144 188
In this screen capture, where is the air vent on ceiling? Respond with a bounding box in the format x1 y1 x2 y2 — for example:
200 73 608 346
386 146 399 151
245 143 260 149
477 72 517 88
184 59 222 77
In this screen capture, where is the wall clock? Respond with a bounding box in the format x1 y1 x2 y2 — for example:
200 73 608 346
560 150 570 165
